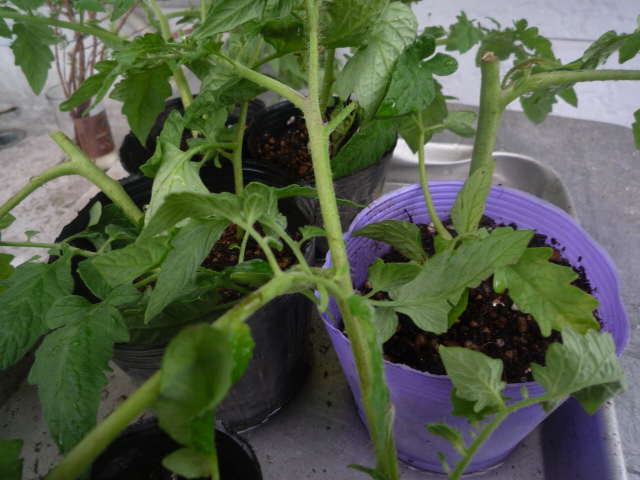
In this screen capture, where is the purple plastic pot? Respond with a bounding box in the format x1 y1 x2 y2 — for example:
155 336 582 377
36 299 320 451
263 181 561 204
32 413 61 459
321 181 629 473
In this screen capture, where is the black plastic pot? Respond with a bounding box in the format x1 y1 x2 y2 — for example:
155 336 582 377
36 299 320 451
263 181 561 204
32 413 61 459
119 97 266 175
55 161 315 430
246 100 396 257
91 417 262 480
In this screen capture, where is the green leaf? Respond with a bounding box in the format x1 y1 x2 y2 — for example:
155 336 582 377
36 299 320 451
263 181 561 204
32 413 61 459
520 88 557 124
532 329 627 414
0 253 15 291
153 324 242 445
78 236 171 293
347 463 390 480
162 447 212 478
367 258 421 293
0 17 12 39
29 296 130 453
447 12 484 54
60 61 120 113
331 119 397 178
10 21 54 95
0 259 73 369
619 30 640 63
335 2 417 116
397 84 448 152
425 422 466 456
388 229 531 333
493 247 600 337
139 110 186 178
443 110 476 138
352 220 428 263
371 306 399 344
298 225 326 243
633 109 640 151
145 143 209 224
580 31 628 69
439 346 507 413
194 0 265 39
449 166 493 235
447 288 468 328
322 0 388 48
0 213 15 230
111 0 135 20
110 63 173 143
74 0 105 12
0 439 23 480
145 218 229 322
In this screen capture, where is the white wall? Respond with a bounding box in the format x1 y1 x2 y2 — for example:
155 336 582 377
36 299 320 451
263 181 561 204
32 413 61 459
411 1 640 126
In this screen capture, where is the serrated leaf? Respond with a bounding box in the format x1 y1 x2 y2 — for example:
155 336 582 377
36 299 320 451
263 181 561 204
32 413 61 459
0 258 73 369
335 2 417 116
299 225 326 243
493 247 600 337
29 296 129 453
10 22 55 95
367 258 421 293
153 323 246 445
448 12 484 54
352 220 428 263
110 63 173 143
388 229 531 333
439 346 507 413
145 218 229 322
194 0 265 39
532 329 626 414
331 119 397 178
0 439 23 480
520 88 557 124
425 422 466 456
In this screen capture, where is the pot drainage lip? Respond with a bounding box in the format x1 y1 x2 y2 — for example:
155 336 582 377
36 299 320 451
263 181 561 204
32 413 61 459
0 129 27 150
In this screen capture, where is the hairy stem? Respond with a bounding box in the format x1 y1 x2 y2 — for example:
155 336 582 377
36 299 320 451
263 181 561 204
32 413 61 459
320 48 336 110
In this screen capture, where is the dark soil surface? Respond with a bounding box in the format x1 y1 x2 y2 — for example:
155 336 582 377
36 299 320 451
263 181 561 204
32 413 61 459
367 217 597 383
200 223 299 303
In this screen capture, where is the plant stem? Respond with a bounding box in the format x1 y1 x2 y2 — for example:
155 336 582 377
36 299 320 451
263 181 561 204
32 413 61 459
232 102 248 196
303 2 399 479
0 11 124 46
45 373 162 480
323 102 356 136
416 124 451 240
468 53 504 177
502 68 640 106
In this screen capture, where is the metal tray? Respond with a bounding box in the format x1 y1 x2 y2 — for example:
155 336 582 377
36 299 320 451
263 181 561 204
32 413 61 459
0 140 628 480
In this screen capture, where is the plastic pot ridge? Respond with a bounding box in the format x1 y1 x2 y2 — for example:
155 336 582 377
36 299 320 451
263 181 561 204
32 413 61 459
320 181 629 473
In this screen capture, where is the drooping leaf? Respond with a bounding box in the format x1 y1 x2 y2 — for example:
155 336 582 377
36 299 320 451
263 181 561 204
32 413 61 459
0 258 73 369
153 322 253 445
110 62 173 143
388 229 531 333
29 296 130 453
520 88 557 124
194 0 265 39
0 439 23 480
439 346 507 413
494 247 600 337
352 220 428 263
330 119 397 178
10 21 54 95
335 2 417 116
532 328 626 414
145 218 229 322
